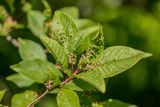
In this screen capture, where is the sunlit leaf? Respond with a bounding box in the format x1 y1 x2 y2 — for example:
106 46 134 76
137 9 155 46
52 11 82 53
94 46 152 78
10 59 63 83
18 38 47 60
27 10 46 37
77 69 106 93
6 73 35 88
40 36 68 69
57 88 80 107
11 90 38 107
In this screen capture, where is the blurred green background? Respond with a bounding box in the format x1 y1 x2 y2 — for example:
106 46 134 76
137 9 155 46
0 0 160 107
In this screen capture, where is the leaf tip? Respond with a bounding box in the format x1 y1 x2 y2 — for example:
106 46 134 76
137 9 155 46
10 64 19 73
54 10 61 15
10 65 15 70
143 52 152 58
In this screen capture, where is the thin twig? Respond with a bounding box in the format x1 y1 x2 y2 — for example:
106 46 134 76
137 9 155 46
27 89 49 107
73 68 81 74
60 77 72 86
60 68 81 86
27 68 82 106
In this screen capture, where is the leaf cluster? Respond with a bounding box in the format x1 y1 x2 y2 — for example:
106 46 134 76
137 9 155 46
0 5 151 107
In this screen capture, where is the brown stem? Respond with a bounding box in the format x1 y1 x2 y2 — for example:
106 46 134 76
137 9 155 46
60 68 81 86
27 89 49 107
73 68 81 74
60 77 72 86
27 68 82 106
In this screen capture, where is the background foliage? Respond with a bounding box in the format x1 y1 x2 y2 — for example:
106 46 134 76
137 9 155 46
0 0 159 107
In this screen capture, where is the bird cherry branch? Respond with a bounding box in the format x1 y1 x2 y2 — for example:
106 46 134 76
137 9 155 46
27 68 82 107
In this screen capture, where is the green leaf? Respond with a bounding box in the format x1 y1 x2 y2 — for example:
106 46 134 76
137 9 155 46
63 80 83 91
50 88 60 94
27 10 46 37
52 11 82 53
94 46 152 78
6 73 35 88
77 69 106 93
10 59 63 83
11 90 38 107
76 19 101 39
41 0 52 17
76 19 97 30
93 99 138 107
40 36 68 69
59 6 79 19
57 89 80 107
81 25 100 39
78 25 100 53
64 79 95 91
18 38 47 60
0 90 5 101
77 20 104 54
77 92 92 107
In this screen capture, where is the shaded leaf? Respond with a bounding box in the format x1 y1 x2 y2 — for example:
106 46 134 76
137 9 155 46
78 24 104 69
18 38 47 60
78 25 100 53
6 73 35 88
77 21 104 54
0 90 5 101
57 88 80 107
40 36 68 69
92 99 138 107
94 46 152 78
63 80 83 91
59 6 79 19
52 11 82 53
50 88 60 94
27 10 46 37
64 79 95 91
77 92 92 107
11 90 38 107
76 19 97 30
10 59 62 83
74 79 95 91
77 69 106 93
